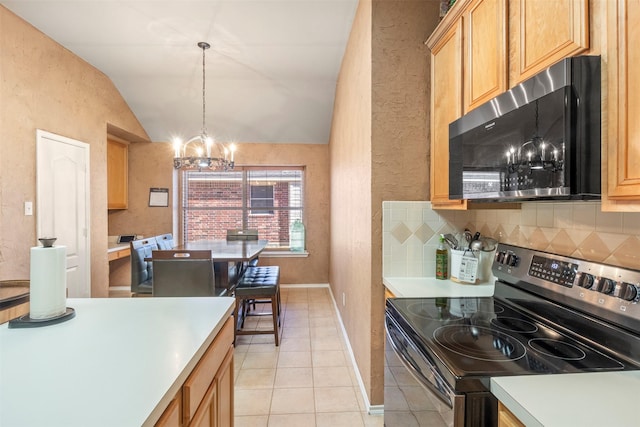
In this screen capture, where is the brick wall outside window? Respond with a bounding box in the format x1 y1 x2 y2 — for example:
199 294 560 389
182 169 303 247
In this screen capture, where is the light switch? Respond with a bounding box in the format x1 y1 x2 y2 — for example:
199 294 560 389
24 201 33 216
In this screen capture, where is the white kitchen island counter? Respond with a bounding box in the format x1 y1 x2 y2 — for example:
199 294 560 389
0 297 235 427
491 371 640 427
383 276 495 298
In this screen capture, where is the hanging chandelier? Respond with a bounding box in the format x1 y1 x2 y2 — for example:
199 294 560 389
172 42 236 171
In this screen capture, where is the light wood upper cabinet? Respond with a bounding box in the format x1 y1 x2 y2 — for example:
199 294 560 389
107 139 128 210
464 0 508 112
428 0 506 209
509 0 589 85
428 19 467 209
606 0 640 203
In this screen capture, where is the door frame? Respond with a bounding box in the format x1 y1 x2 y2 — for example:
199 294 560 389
36 129 91 296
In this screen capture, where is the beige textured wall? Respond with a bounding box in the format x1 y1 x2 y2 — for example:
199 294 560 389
111 141 330 286
0 6 149 297
108 141 174 238
370 0 440 404
330 0 441 407
330 0 374 404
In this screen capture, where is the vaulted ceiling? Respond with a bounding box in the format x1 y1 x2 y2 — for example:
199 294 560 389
2 1 358 144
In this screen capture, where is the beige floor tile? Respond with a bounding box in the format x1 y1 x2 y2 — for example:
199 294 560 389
311 326 340 338
252 334 280 344
281 326 310 338
311 336 345 351
312 350 347 367
316 411 364 427
270 388 315 414
267 413 316 427
234 287 375 423
242 352 279 369
234 389 273 416
234 415 269 427
314 387 360 413
235 368 276 389
277 351 312 368
274 367 313 388
313 366 353 387
282 317 310 328
246 342 280 353
362 413 384 427
279 337 311 352
310 317 336 328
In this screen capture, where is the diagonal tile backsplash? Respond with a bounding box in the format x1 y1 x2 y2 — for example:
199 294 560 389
383 201 640 277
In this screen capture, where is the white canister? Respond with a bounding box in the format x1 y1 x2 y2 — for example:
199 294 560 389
451 248 494 284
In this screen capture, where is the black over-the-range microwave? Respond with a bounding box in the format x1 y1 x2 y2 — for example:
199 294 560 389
449 55 601 202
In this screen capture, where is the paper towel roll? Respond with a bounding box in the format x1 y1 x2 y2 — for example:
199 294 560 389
30 245 67 319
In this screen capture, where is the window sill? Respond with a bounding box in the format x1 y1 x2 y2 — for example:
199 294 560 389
261 250 309 258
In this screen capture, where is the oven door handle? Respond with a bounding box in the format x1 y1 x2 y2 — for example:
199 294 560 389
385 313 460 409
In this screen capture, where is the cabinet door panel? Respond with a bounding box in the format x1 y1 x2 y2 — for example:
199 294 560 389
107 139 128 209
430 21 466 209
216 349 234 427
465 0 508 112
510 0 589 84
607 0 640 200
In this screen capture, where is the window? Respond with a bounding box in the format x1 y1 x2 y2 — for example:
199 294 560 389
181 167 304 249
250 185 274 215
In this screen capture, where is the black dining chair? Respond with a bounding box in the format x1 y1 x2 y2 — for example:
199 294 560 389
155 233 175 250
130 238 159 296
151 250 223 297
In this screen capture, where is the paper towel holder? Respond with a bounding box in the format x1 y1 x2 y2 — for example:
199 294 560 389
8 307 75 328
8 236 75 328
38 237 57 248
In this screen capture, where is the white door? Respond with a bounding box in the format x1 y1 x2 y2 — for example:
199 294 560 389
36 130 91 298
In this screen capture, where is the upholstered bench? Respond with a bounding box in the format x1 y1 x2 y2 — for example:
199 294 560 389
234 266 281 346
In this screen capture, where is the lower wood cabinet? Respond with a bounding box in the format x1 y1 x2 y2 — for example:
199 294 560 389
155 317 234 427
497 402 525 427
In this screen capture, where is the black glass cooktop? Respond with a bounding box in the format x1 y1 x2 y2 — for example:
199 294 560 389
386 296 625 380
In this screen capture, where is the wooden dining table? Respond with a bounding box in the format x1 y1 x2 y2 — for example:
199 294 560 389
175 239 268 291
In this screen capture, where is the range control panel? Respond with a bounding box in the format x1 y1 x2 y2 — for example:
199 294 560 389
493 244 640 309
493 243 640 337
529 255 578 287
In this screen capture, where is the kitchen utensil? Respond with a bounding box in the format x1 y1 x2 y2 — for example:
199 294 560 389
463 229 472 247
468 231 481 250
442 233 459 250
470 240 484 251
480 237 498 251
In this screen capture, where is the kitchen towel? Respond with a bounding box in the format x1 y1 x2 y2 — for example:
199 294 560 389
30 245 67 319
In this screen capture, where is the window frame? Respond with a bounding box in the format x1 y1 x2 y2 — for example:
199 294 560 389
179 166 304 251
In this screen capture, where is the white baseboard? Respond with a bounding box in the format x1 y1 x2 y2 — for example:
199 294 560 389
324 285 383 416
280 283 330 288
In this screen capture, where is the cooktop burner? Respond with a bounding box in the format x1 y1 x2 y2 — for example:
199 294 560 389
433 325 527 362
387 296 627 378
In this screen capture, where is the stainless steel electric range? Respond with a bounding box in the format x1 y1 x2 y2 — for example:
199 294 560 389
385 243 640 426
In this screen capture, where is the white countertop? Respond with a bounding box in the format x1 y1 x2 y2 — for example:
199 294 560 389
0 297 235 427
491 371 640 427
107 242 130 253
383 276 495 298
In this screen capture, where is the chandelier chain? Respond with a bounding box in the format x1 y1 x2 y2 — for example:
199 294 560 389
201 43 207 137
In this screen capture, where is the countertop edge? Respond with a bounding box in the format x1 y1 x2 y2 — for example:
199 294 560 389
143 301 235 426
490 378 543 427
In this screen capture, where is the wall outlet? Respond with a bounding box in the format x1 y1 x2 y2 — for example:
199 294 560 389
342 292 346 307
24 201 33 216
